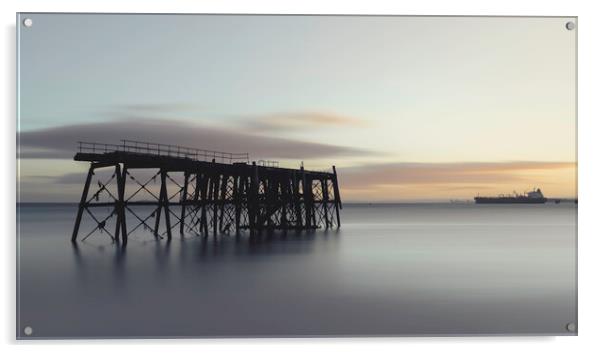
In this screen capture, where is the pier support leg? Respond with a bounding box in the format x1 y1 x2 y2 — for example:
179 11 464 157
71 165 94 242
332 166 341 229
301 167 311 229
202 173 210 236
244 177 251 231
281 176 289 229
118 165 128 245
234 175 241 233
265 178 273 231
212 174 219 237
180 172 189 235
113 164 123 243
160 170 172 240
191 173 201 236
200 173 209 237
321 179 330 228
306 178 317 228
219 174 228 232
153 194 163 238
293 174 302 229
250 162 259 237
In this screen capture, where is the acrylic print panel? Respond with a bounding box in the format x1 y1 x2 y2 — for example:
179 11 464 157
16 13 577 339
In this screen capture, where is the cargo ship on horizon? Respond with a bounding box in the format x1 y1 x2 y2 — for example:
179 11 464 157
474 188 547 204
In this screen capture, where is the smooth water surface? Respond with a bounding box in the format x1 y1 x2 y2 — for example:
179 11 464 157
17 203 577 338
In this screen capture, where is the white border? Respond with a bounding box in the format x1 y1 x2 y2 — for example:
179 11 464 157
3 0 601 352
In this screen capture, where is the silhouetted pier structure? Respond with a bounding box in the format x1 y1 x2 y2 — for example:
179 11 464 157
71 140 342 245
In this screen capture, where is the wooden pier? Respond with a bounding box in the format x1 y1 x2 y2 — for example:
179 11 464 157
71 140 342 245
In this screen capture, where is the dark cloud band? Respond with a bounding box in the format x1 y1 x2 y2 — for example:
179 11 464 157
18 118 371 160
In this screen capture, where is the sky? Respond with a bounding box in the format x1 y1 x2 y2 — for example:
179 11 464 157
17 14 577 202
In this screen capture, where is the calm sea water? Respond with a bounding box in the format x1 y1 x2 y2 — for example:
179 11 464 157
17 203 577 338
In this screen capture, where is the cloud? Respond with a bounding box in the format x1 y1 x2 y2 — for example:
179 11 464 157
240 112 367 131
338 161 576 189
18 118 371 160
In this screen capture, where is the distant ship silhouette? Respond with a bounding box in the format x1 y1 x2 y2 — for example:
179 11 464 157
474 188 547 204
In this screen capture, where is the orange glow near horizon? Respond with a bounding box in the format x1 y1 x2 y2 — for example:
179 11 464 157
339 162 576 202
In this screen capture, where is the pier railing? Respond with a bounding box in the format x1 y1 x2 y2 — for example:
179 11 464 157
257 160 279 168
77 140 249 164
